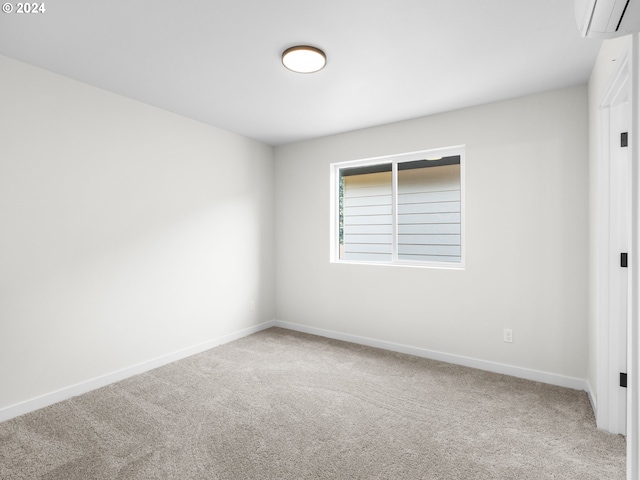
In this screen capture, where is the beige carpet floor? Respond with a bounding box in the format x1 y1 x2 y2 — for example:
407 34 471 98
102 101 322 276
0 327 627 479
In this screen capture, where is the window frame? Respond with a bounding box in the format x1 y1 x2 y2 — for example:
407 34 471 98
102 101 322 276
330 145 465 269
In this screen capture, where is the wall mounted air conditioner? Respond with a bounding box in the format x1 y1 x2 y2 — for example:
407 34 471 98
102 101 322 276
575 0 640 38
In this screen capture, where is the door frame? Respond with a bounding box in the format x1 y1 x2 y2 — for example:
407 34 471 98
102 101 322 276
597 35 639 478
628 33 639 480
597 40 630 436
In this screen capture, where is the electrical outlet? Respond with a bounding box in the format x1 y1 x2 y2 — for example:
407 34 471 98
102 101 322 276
249 301 255 312
503 328 513 343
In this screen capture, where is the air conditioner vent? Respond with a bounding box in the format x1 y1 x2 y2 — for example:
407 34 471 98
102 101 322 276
575 0 640 38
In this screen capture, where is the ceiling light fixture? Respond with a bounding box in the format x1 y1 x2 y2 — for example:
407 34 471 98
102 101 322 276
282 45 326 73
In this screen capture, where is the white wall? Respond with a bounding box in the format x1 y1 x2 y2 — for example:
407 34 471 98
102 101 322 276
275 86 589 380
0 55 275 410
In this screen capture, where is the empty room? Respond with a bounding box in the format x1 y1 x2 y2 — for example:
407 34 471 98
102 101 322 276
0 1 638 479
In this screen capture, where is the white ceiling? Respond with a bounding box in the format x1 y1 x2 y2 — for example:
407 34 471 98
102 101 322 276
0 0 601 146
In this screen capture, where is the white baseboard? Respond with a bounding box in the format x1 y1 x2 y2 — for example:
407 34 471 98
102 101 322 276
585 381 597 418
0 320 275 424
1 319 592 424
274 320 589 392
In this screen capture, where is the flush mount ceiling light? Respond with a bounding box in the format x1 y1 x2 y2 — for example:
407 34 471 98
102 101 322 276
282 45 326 73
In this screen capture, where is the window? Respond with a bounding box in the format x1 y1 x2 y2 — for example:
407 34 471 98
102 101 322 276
330 146 464 268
